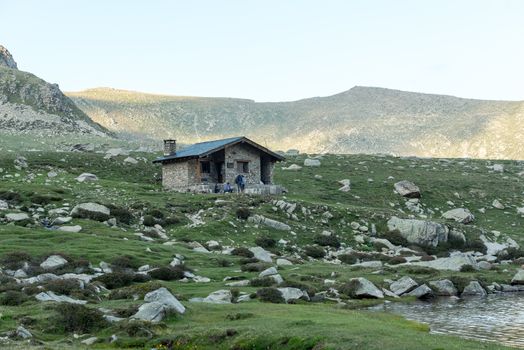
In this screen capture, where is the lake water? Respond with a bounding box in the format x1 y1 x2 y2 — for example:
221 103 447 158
370 293 524 348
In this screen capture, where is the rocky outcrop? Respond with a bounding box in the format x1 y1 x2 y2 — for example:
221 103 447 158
345 278 384 299
412 252 478 271
387 216 448 247
0 45 17 69
429 279 458 296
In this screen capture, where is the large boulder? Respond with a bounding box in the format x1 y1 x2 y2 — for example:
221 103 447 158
277 287 309 302
389 276 418 296
387 216 448 247
304 159 321 167
429 279 458 296
71 203 110 221
394 180 420 198
412 252 478 271
345 278 384 299
248 214 290 231
461 281 487 297
406 284 434 299
144 287 185 314
441 208 474 224
75 173 98 182
249 246 273 263
35 291 86 304
5 213 30 222
259 267 278 278
40 255 68 270
131 302 168 322
511 270 524 285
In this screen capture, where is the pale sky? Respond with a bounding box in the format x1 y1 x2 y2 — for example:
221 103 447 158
2 0 524 101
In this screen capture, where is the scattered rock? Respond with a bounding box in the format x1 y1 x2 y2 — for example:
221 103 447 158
278 287 309 302
389 276 418 296
57 225 82 233
81 337 98 345
304 159 321 167
412 252 478 271
75 173 98 182
144 287 185 314
259 267 278 277
346 278 384 299
71 203 110 221
442 208 475 224
283 164 302 171
5 213 30 222
461 281 487 297
202 290 232 304
35 291 87 304
429 279 458 296
406 284 434 299
248 214 291 231
249 246 273 263
511 270 524 285
124 157 138 164
387 216 448 247
276 258 293 266
394 180 420 198
40 255 68 270
15 326 32 339
492 199 505 210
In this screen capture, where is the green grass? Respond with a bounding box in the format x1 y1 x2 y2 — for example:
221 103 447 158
0 147 523 349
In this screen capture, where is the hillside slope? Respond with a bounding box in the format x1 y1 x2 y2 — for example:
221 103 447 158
0 45 110 137
67 87 524 159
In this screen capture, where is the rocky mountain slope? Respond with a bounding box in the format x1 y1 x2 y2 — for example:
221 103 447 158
68 87 524 159
0 46 110 137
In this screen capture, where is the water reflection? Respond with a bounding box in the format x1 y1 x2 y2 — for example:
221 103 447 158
370 293 524 348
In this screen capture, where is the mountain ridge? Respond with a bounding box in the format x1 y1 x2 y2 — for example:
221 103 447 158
67 86 524 159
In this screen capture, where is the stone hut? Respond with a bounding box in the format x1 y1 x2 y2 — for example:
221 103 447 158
153 137 286 193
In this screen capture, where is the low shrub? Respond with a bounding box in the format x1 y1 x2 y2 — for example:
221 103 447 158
142 215 156 227
383 229 409 247
72 208 110 222
226 312 254 321
231 247 254 258
254 236 276 249
236 207 251 220
148 266 185 281
109 281 163 300
420 255 435 262
338 253 358 265
1 251 32 269
256 287 285 303
109 206 134 225
164 215 184 225
281 280 316 297
147 209 165 219
45 279 82 295
498 247 524 260
94 271 136 289
313 234 341 248
388 256 407 265
215 258 232 267
241 262 270 272
119 321 154 338
304 245 325 259
0 291 29 306
0 191 22 204
250 277 274 287
111 255 141 270
459 264 476 273
52 304 107 333
31 194 62 205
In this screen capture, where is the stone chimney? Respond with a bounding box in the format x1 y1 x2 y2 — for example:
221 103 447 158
163 139 176 156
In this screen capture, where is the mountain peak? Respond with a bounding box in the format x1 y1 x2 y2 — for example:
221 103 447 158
0 45 18 69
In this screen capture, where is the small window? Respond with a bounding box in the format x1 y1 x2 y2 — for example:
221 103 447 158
237 161 249 173
226 162 234 169
200 161 210 173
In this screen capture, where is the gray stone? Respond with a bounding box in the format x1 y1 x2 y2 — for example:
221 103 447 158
81 337 98 345
249 246 273 262
278 287 309 302
387 216 448 247
429 279 458 296
412 253 478 271
276 258 293 266
269 274 284 285
202 290 232 304
259 266 278 277
131 302 168 322
57 225 82 233
461 281 487 296
16 326 32 339
53 216 72 225
35 291 87 304
492 199 505 210
304 159 321 167
390 276 418 295
442 208 475 224
511 269 524 285
346 277 384 299
124 157 138 164
5 213 30 222
406 284 434 299
75 173 98 182
477 261 492 270
40 255 68 270
71 202 110 220
144 287 185 314
394 180 420 198
283 164 302 171
0 199 8 210
248 214 291 231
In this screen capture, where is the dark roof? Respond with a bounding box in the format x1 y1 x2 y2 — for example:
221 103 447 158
153 136 285 163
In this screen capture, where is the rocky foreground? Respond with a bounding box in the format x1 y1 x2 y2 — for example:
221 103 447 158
0 147 523 349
